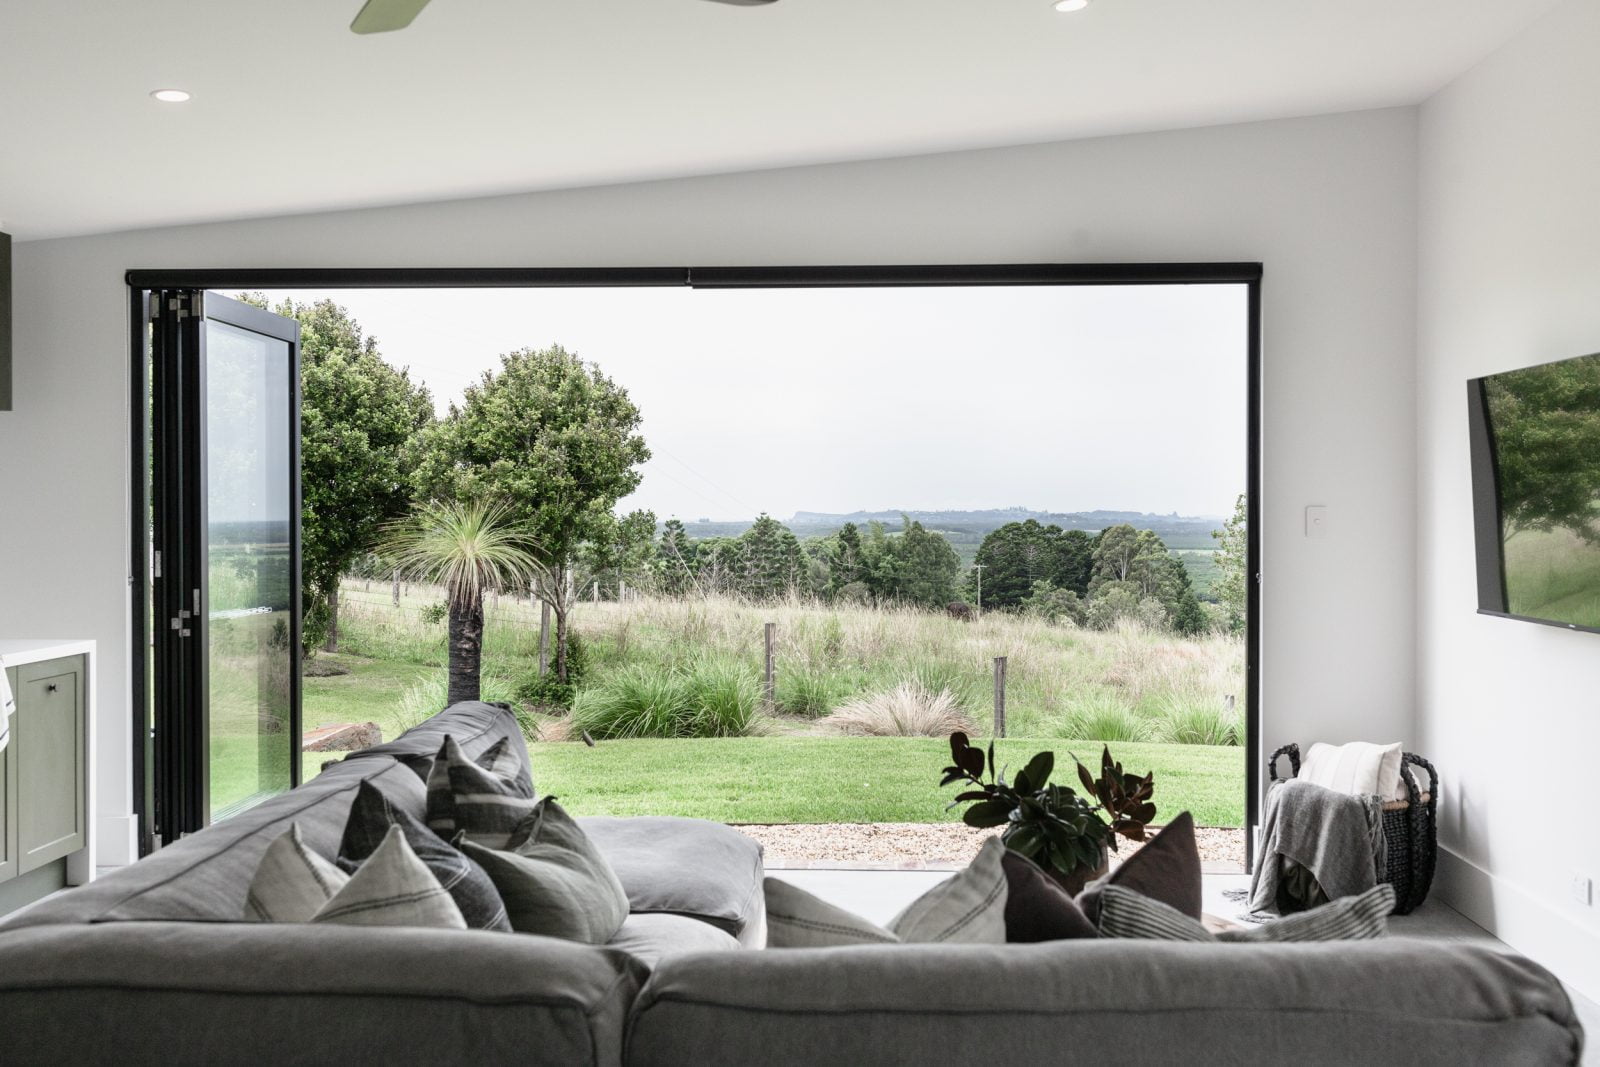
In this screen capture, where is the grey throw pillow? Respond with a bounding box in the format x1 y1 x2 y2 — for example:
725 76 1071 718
426 735 537 848
243 822 350 922
338 779 511 931
1097 883 1395 942
764 838 1010 948
764 878 902 948
313 825 466 929
888 836 1009 943
457 798 629 944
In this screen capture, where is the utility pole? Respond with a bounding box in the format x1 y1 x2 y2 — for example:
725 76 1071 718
974 564 985 614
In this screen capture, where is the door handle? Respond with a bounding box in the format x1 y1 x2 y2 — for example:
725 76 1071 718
46 683 59 693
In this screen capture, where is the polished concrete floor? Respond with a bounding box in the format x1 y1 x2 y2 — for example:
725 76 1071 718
770 868 1599 1063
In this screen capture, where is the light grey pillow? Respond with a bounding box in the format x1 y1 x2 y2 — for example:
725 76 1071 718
458 798 629 945
311 825 466 929
426 735 536 848
1097 883 1395 942
888 836 1008 943
764 838 1009 948
1218 884 1395 943
243 822 350 922
764 877 902 948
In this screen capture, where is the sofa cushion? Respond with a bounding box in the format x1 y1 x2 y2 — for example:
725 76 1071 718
315 826 466 929
626 940 1584 1066
1077 811 1202 923
243 822 350 922
578 816 765 947
0 921 647 1066
341 700 533 794
1001 849 1099 942
338 779 510 932
426 735 537 847
888 837 1008 943
605 913 741 967
764 877 901 948
0 758 424 931
459 800 629 944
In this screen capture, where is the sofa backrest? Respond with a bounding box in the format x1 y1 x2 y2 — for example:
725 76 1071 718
1 701 528 930
625 939 1583 1066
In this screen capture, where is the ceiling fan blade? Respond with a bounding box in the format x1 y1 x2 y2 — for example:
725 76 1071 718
351 0 434 34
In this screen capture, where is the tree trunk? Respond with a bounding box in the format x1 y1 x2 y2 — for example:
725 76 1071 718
324 585 340 654
446 593 484 705
538 601 551 677
555 605 570 684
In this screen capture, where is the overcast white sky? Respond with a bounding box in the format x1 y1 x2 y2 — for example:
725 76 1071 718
261 284 1247 522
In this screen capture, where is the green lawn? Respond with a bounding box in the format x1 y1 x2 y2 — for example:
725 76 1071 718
530 735 1244 827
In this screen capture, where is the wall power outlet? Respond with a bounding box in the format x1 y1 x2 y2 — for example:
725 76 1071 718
1570 872 1593 907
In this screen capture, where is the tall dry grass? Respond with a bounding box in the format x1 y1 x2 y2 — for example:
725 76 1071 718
334 583 1247 745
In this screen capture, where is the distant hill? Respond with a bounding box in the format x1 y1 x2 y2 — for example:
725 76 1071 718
670 508 1225 560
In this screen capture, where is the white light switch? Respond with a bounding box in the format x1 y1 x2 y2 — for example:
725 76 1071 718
1305 506 1329 539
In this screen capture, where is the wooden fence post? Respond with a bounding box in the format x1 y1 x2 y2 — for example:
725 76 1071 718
392 569 400 608
539 602 552 678
993 656 1008 738
764 622 777 709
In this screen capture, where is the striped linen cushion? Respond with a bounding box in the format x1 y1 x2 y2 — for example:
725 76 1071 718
243 822 350 922
1098 883 1395 942
1298 741 1406 802
313 825 465 929
426 736 538 848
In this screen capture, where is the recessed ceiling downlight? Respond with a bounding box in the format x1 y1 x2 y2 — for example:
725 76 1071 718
150 89 192 103
1054 0 1090 11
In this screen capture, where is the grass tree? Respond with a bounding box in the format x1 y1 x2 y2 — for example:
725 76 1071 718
382 501 541 705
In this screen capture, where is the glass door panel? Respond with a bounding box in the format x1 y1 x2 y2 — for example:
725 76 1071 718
204 317 296 819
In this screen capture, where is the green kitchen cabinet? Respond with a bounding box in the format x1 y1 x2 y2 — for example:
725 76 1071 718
0 656 87 888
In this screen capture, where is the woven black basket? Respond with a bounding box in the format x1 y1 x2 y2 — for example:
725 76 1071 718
1267 743 1438 915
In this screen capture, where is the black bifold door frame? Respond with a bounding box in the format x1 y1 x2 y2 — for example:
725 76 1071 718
128 263 1263 864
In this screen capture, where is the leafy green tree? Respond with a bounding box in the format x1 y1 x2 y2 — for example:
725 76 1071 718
1211 494 1248 634
881 517 963 607
828 521 865 596
1485 358 1600 541
971 521 1097 611
1022 580 1085 625
1085 583 1141 630
239 295 434 654
413 345 649 681
580 509 657 598
1088 524 1143 590
381 502 541 705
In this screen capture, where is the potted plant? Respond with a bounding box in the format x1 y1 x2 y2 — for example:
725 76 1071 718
940 731 1157 894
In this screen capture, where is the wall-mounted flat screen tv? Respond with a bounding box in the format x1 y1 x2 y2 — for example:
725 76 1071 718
1469 350 1600 633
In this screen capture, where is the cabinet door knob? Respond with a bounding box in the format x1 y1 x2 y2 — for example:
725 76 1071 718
46 683 59 693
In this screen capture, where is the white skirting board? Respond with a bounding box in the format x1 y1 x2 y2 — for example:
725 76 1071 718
1435 847 1600 1005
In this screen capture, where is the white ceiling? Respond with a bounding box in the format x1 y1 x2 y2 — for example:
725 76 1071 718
0 0 1562 241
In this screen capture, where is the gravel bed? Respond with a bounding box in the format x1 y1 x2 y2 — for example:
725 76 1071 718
734 822 1245 872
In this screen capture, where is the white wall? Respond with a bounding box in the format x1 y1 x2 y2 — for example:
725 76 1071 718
0 107 1419 865
1417 0 1600 1004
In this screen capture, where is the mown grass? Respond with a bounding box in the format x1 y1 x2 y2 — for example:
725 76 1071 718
1505 525 1600 629
531 736 1245 827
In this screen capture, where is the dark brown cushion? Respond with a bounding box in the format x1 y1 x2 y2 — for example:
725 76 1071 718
1000 849 1099 942
1077 811 1202 923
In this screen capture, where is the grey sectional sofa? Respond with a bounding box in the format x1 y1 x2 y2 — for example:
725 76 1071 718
0 703 1584 1065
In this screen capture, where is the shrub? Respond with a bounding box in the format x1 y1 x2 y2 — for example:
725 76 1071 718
516 630 588 710
397 671 520 733
569 659 763 740
777 667 851 718
1053 695 1151 743
823 683 974 737
1151 693 1243 746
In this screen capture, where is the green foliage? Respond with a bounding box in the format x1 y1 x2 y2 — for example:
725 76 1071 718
941 734 1157 876
1085 583 1141 630
777 667 852 718
412 344 650 682
1055 696 1151 743
570 659 764 739
1151 693 1244 747
236 295 434 653
1210 494 1248 634
970 520 1094 610
1022 580 1085 625
420 601 447 626
516 629 587 709
657 518 698 595
1484 356 1600 542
